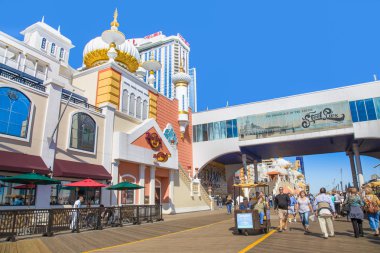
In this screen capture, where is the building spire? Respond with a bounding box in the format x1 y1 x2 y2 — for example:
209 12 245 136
41 16 45 23
110 8 120 28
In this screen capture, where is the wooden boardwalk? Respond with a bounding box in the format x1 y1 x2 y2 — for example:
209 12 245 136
0 209 379 253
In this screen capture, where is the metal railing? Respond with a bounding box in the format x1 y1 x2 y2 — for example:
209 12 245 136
0 205 162 242
61 93 103 113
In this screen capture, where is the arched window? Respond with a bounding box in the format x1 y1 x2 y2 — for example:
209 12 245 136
129 93 135 117
136 97 142 119
142 100 148 120
120 175 136 204
70 112 96 152
122 90 128 113
41 38 47 49
50 43 56 54
59 48 65 59
0 87 31 138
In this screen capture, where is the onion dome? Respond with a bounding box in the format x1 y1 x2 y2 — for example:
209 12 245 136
172 65 191 85
82 9 141 72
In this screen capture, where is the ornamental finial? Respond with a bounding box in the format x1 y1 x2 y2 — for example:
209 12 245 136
111 8 119 28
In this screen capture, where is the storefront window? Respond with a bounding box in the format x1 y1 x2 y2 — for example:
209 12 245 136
207 123 214 141
50 181 101 205
202 124 208 141
356 100 367 122
226 120 233 138
121 189 134 205
365 98 377 120
0 177 36 206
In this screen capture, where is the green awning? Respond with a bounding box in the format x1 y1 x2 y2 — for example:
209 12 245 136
106 181 144 190
0 172 61 185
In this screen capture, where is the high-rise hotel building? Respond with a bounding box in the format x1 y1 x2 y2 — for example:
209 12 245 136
132 32 197 111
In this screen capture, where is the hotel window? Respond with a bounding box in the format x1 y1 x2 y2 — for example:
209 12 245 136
196 124 203 142
226 120 233 138
59 48 65 59
365 98 377 121
220 121 227 139
50 43 56 54
349 101 359 122
122 89 128 113
202 124 208 141
41 38 47 49
50 182 101 205
0 87 31 138
213 121 221 140
129 93 135 117
70 112 96 152
0 177 36 206
356 100 367 122
142 100 148 120
136 97 142 119
207 123 214 141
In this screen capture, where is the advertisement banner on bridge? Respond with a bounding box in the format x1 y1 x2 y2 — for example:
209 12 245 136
237 101 352 141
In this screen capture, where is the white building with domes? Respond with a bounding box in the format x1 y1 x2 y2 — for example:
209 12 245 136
0 10 210 214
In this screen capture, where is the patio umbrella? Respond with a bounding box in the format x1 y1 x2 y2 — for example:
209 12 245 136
64 179 107 188
13 184 36 189
0 172 61 185
106 181 144 190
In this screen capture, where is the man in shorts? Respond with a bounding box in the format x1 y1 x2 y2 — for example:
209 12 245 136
274 187 290 232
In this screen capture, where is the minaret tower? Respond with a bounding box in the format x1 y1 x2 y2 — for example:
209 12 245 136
172 59 191 139
101 9 125 61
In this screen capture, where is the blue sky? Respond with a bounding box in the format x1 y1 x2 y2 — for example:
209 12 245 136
1 0 379 193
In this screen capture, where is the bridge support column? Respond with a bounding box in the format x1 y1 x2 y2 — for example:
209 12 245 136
352 143 365 188
254 160 259 183
346 151 358 189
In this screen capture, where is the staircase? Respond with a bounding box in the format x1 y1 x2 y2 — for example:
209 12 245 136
178 165 213 208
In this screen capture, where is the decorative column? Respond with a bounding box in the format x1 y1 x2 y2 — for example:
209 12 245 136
254 160 259 183
22 53 27 72
100 104 116 206
346 151 358 189
16 52 21 69
139 164 145 204
3 46 8 64
110 161 119 206
38 80 65 209
352 143 365 187
34 60 38 77
44 65 49 80
169 170 175 213
149 166 156 205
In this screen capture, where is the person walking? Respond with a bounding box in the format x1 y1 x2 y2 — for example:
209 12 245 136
274 187 290 232
364 187 380 236
254 194 268 228
268 194 273 208
313 187 336 239
333 191 342 217
344 188 365 238
226 194 233 214
70 195 84 232
288 193 297 223
296 190 313 233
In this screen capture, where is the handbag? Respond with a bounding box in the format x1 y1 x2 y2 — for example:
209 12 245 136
342 203 350 214
365 201 379 214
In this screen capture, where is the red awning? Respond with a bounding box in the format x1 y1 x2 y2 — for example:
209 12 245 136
53 159 112 180
0 151 49 174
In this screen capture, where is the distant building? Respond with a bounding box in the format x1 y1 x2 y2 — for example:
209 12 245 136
133 32 191 100
188 67 197 112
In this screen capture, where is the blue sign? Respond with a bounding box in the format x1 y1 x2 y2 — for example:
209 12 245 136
236 213 253 229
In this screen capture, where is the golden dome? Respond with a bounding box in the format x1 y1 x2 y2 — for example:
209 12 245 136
82 9 140 72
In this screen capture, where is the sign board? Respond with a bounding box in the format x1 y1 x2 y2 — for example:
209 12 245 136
236 213 254 229
144 31 162 39
237 101 352 141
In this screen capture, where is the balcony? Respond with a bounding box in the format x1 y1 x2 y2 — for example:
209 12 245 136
0 53 46 91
